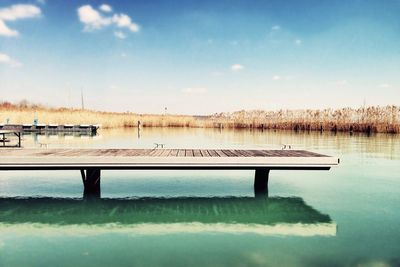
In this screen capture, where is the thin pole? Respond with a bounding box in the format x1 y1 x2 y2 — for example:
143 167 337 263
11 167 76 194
81 89 84 110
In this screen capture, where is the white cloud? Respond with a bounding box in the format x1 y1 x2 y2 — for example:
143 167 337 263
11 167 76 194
0 52 11 63
77 5 140 35
295 39 302 45
99 4 112 13
0 4 41 37
77 5 112 31
271 25 280 31
272 75 281 80
0 19 18 36
182 87 207 94
37 0 46 5
379 83 391 88
231 64 244 71
114 30 126 39
0 4 41 21
112 13 139 32
0 53 22 67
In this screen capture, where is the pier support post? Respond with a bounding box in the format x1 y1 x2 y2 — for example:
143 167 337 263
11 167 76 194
81 168 101 198
254 168 270 196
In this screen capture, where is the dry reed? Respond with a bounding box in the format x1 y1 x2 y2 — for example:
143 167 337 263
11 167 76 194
1 101 399 133
210 106 400 134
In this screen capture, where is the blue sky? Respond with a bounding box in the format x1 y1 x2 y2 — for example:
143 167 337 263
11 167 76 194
0 0 399 114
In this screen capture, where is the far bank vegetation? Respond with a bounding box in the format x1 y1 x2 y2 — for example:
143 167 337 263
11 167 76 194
0 101 399 134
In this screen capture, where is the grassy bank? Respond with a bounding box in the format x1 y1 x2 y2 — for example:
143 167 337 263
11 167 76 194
1 101 399 133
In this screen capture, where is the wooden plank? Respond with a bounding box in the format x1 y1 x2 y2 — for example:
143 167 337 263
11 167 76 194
47 149 78 156
159 149 172 157
34 149 66 156
169 149 179 157
215 150 228 157
207 150 219 157
247 149 264 157
114 149 127 156
85 149 105 156
281 150 302 157
272 150 300 157
147 149 160 156
193 150 202 157
185 149 194 157
222 150 237 157
200 150 211 157
123 149 135 156
140 149 154 156
109 149 122 156
177 149 186 157
152 149 165 157
259 150 282 157
125 149 144 156
295 150 325 157
75 149 100 156
234 150 253 157
103 149 121 156
242 149 257 157
228 150 243 157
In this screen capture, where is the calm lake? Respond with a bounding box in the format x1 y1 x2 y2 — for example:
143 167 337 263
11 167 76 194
0 128 399 267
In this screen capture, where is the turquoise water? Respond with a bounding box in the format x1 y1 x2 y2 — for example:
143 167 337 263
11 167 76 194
0 128 399 267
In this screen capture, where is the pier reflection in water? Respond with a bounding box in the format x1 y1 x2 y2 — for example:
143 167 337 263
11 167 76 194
0 196 335 237
21 132 98 148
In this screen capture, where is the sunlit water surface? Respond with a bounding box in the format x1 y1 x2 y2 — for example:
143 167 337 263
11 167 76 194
0 128 399 267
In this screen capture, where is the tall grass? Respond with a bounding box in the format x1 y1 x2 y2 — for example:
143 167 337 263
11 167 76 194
210 106 400 133
1 101 399 133
0 101 199 128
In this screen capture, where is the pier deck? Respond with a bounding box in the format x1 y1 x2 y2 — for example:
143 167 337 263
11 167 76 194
0 148 339 196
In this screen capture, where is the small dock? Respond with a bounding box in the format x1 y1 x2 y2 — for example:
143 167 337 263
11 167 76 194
0 148 339 197
0 130 21 147
0 124 98 135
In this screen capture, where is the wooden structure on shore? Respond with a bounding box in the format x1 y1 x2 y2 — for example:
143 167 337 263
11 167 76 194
0 124 98 135
0 130 21 147
0 148 339 197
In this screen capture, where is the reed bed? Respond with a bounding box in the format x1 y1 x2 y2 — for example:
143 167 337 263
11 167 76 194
1 101 399 133
0 101 200 128
210 106 400 134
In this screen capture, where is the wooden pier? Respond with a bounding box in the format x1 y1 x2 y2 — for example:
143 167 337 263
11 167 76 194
0 148 339 197
0 124 98 135
0 130 21 147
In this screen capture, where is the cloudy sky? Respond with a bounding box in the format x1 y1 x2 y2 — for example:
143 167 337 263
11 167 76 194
0 0 399 114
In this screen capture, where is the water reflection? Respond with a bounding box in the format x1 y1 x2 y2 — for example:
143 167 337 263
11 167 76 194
22 132 99 148
0 196 336 236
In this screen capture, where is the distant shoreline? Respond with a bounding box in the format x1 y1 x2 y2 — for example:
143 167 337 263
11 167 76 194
1 102 399 134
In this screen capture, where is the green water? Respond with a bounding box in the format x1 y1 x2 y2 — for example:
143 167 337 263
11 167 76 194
0 128 399 267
